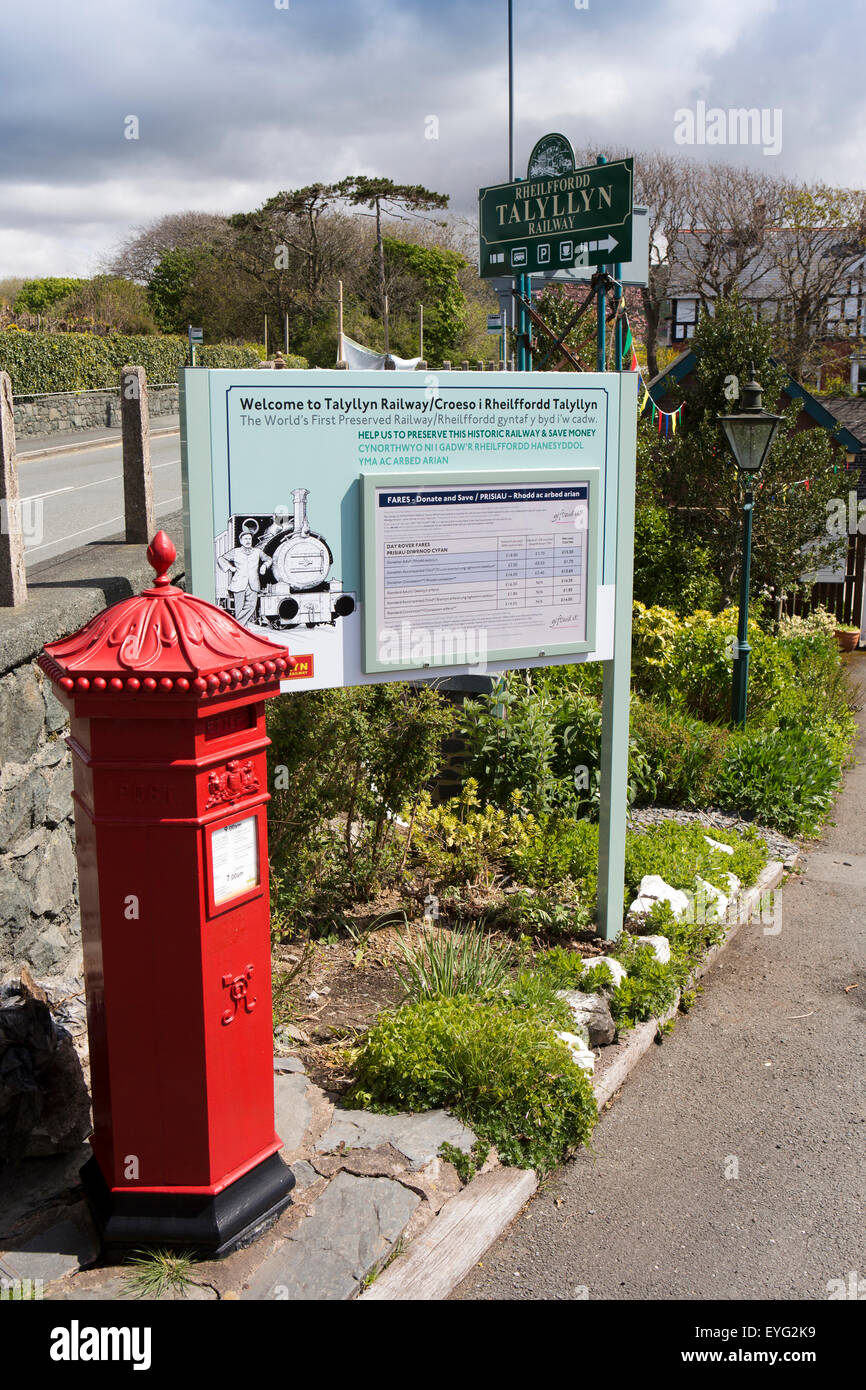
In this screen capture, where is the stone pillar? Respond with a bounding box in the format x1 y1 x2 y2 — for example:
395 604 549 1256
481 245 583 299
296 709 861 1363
441 361 451 371
460 360 469 372
120 366 154 545
0 371 27 607
415 360 428 371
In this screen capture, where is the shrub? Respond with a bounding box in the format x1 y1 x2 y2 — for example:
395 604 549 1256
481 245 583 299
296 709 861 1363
608 937 680 1029
348 995 598 1170
459 675 565 814
0 328 268 394
624 820 767 898
713 727 843 836
407 780 537 886
509 816 600 900
629 698 728 808
632 503 721 615
266 682 455 932
497 878 593 937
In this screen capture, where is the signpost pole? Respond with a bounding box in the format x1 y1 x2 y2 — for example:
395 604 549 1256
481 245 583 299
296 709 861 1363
595 156 607 374
614 263 623 373
597 374 637 940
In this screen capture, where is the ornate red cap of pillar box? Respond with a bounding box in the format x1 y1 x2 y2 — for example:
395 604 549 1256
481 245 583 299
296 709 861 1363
39 531 297 1258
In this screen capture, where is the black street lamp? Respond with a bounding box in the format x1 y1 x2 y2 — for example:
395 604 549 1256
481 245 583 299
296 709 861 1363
718 366 784 727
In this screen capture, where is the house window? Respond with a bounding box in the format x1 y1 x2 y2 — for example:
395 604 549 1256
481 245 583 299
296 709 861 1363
671 298 697 342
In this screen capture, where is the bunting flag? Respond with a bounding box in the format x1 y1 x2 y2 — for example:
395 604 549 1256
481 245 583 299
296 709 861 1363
620 297 639 371
622 304 684 432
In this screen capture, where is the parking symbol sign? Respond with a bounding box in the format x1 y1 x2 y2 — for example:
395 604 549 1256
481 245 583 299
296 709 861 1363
538 244 550 264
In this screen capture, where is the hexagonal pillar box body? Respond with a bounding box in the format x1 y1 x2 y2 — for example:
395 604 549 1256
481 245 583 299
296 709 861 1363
38 533 295 1258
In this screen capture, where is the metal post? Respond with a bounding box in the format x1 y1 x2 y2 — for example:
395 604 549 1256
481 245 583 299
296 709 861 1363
419 304 424 362
597 374 638 939
614 263 623 372
596 156 607 374
507 0 514 180
732 485 754 726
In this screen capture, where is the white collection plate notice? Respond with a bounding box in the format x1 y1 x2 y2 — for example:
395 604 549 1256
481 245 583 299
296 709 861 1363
363 469 599 672
211 815 260 905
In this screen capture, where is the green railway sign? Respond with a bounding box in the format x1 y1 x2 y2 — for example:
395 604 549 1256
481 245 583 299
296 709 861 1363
478 155 634 278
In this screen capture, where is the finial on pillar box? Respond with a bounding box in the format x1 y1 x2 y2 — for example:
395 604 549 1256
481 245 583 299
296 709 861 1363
146 530 176 585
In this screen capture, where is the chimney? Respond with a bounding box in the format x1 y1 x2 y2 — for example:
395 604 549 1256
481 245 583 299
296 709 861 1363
293 488 310 535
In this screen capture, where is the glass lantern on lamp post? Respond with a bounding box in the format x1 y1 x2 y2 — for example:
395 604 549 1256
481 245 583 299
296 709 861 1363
718 367 784 727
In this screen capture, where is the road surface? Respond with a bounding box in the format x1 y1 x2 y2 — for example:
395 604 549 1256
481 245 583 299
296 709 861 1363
18 433 182 567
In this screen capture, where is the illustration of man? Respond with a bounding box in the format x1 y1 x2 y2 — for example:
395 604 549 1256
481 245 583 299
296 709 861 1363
217 530 268 625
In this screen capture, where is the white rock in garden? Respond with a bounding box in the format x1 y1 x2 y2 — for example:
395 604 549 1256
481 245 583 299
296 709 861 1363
592 955 627 988
725 872 742 901
639 934 672 965
556 1031 595 1074
628 874 690 920
704 835 735 855
694 875 729 923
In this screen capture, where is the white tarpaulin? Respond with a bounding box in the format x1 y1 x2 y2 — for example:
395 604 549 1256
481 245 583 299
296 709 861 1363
339 333 421 371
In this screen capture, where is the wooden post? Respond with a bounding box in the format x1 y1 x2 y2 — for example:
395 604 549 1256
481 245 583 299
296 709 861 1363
120 365 154 544
0 371 27 606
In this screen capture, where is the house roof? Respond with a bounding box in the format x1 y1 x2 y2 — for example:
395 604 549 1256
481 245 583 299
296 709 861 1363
665 230 866 301
646 351 866 454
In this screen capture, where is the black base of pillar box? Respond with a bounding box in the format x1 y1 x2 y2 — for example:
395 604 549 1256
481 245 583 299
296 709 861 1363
81 1152 295 1260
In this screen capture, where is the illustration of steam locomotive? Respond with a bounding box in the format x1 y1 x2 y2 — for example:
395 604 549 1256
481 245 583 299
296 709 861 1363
214 489 356 629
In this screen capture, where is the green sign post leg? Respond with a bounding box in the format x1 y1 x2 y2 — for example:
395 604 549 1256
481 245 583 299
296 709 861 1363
597 372 637 940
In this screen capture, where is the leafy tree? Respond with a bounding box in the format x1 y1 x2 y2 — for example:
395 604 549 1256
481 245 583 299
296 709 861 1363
334 177 449 341
147 249 202 332
13 277 84 315
382 237 467 362
104 211 228 282
58 276 157 334
644 294 844 602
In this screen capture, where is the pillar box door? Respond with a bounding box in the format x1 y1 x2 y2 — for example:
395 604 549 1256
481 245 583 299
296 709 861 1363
39 532 297 1258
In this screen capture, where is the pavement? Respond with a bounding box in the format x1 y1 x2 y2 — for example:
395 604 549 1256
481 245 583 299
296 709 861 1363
0 1068 484 1302
15 417 181 568
453 654 866 1302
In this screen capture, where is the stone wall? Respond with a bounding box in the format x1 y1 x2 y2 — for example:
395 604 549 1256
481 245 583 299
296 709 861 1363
0 517 186 979
0 663 78 974
13 385 179 439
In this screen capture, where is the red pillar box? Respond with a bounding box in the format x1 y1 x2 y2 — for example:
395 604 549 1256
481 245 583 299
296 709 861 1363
38 532 296 1257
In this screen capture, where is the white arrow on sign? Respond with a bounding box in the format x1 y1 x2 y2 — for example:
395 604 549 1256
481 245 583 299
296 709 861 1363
575 234 619 258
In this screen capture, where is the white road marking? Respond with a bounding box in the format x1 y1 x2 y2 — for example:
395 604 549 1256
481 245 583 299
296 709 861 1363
26 515 124 556
22 485 74 501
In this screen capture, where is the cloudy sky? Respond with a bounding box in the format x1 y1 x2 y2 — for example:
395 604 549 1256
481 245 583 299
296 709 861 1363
1 0 862 277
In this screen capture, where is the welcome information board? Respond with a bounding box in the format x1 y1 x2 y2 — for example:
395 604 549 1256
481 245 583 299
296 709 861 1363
180 369 635 692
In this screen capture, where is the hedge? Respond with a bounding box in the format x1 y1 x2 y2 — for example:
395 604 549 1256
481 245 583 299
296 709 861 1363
0 330 307 394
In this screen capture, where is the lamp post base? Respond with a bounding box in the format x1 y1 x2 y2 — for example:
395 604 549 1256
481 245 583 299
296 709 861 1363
81 1153 295 1261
